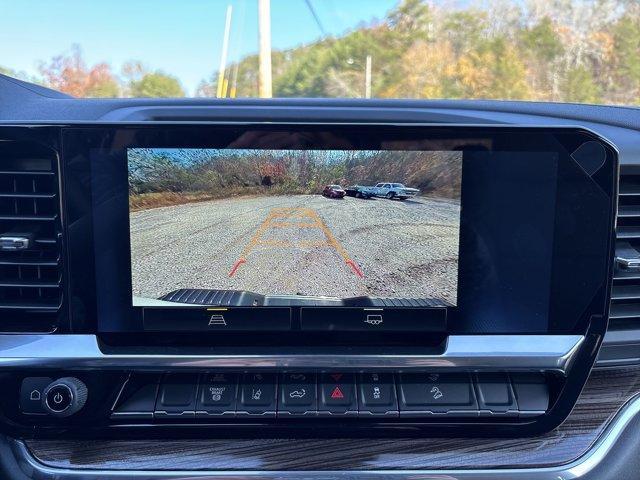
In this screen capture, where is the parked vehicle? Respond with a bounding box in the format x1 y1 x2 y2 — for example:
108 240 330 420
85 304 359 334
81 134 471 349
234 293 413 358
344 185 376 198
322 184 346 198
371 182 420 200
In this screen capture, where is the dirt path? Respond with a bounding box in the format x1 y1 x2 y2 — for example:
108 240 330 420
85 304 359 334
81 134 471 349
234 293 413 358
130 194 460 304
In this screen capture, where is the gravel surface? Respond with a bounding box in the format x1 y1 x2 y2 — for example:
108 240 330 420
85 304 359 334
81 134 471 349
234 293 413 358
130 194 460 304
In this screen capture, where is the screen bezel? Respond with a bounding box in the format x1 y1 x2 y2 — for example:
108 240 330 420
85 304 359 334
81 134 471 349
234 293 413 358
60 123 617 338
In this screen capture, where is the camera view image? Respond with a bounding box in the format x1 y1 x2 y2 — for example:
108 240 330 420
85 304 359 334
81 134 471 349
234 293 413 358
128 148 462 306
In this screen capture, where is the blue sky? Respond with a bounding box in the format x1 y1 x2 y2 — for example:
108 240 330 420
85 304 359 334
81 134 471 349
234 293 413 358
0 0 398 94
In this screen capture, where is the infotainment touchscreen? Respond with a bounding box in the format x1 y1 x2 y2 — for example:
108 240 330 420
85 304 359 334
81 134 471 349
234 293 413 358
60 124 615 336
127 148 462 307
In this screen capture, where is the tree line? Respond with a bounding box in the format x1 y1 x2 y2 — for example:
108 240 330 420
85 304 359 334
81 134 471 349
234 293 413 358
0 45 185 98
207 0 640 105
128 148 461 204
3 0 639 104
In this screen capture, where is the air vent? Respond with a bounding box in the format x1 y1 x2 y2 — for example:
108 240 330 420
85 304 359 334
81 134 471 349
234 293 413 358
599 167 640 365
0 141 62 332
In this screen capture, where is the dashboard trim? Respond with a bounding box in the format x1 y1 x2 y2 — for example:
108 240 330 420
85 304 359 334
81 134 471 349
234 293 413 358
0 334 583 372
11 391 640 479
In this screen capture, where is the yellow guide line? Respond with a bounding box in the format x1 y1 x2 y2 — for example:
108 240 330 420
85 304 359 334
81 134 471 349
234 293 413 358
229 207 362 277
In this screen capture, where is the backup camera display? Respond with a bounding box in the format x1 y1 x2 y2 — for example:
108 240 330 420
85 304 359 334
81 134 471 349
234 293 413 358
127 148 462 306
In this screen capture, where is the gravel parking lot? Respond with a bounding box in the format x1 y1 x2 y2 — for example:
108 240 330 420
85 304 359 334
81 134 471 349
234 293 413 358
130 194 460 304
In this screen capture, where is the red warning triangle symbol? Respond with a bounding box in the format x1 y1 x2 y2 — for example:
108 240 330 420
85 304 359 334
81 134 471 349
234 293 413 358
330 386 344 399
330 373 343 382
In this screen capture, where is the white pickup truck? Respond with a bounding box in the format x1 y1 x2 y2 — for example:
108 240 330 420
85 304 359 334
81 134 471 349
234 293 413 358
370 182 420 200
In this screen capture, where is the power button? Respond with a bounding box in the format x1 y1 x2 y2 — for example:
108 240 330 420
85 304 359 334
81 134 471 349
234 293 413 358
42 377 87 417
45 384 73 413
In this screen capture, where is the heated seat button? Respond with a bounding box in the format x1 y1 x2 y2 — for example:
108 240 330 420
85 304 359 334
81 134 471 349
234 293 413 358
398 373 477 416
279 373 316 416
358 373 398 416
20 377 52 415
238 373 277 417
155 373 198 418
197 373 238 417
319 373 356 416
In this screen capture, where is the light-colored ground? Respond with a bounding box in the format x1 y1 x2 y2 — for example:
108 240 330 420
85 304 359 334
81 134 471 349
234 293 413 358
130 194 460 304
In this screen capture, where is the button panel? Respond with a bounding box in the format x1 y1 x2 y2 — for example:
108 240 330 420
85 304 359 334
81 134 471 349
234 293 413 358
511 373 550 417
398 373 478 416
279 373 316 416
319 373 357 416
475 373 518 416
358 373 398 416
237 373 277 417
155 373 198 418
108 372 549 421
196 373 238 417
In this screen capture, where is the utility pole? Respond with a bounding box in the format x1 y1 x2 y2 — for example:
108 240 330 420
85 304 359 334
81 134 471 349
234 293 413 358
364 55 372 99
229 0 247 99
216 5 233 98
258 0 273 98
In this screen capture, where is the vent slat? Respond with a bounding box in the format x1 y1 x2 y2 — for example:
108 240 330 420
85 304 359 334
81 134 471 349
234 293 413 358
0 280 60 289
619 181 640 196
0 214 57 222
0 170 54 176
0 141 62 333
618 205 640 218
616 226 640 239
609 303 640 320
0 301 61 311
0 192 55 199
34 238 57 244
614 267 640 280
0 257 59 266
612 285 640 301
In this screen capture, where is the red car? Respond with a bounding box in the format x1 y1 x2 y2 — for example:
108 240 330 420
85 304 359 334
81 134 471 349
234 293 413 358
322 184 346 198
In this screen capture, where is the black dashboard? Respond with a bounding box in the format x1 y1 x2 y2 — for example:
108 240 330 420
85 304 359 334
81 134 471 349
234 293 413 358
0 121 617 439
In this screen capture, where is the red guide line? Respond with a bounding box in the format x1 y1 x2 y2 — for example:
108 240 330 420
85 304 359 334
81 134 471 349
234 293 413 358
346 260 364 278
228 258 246 277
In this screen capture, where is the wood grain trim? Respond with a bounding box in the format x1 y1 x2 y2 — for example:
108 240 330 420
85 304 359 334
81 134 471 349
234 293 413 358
25 366 640 471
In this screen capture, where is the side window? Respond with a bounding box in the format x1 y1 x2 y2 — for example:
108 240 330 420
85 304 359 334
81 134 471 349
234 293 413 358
375 183 383 187
383 183 391 188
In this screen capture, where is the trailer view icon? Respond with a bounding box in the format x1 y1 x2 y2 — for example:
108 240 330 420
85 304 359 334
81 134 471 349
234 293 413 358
364 313 384 326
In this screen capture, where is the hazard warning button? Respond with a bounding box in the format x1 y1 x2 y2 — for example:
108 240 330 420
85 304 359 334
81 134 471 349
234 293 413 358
319 373 356 416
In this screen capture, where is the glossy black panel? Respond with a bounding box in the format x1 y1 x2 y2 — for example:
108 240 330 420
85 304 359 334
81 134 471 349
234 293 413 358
56 124 616 338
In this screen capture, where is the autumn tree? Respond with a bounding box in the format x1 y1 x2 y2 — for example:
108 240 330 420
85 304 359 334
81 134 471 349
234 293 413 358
38 45 119 97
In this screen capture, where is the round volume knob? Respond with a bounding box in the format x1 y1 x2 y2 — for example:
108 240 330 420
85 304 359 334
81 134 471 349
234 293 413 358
42 377 87 417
